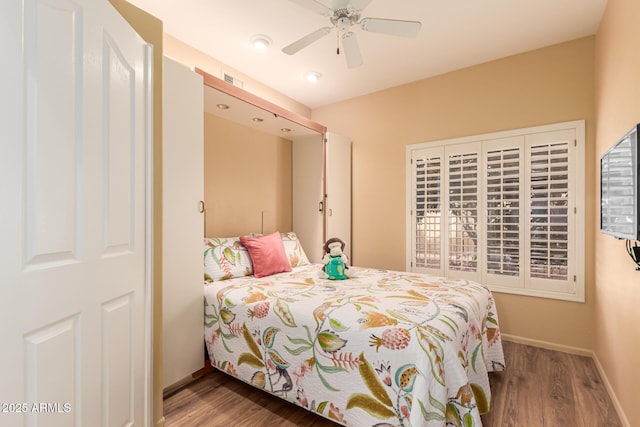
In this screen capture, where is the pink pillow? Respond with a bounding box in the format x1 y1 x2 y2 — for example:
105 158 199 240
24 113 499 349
240 232 292 278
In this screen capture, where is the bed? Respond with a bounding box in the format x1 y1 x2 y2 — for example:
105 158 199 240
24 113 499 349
203 232 505 427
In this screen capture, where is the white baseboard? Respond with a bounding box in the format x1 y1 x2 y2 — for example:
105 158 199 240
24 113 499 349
501 333 630 426
592 353 631 427
501 333 592 357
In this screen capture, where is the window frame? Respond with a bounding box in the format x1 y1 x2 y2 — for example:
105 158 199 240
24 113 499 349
405 120 585 302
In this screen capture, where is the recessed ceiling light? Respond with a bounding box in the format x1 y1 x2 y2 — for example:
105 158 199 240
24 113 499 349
304 71 322 84
216 103 230 110
252 117 264 122
250 34 272 51
281 128 291 133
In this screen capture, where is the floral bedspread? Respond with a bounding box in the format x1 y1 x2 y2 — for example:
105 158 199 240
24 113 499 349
203 264 505 426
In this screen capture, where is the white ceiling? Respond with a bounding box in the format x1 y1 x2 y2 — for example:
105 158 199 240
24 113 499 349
128 0 607 110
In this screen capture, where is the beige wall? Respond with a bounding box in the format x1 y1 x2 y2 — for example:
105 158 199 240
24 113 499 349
204 114 293 237
594 0 640 425
312 37 597 351
106 1 164 426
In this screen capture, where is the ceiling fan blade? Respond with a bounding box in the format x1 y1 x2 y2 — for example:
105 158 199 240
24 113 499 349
360 18 422 37
342 32 363 68
282 27 332 55
350 0 373 12
287 0 332 16
331 0 349 9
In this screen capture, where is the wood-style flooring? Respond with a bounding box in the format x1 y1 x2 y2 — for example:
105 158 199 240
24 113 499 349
163 341 623 426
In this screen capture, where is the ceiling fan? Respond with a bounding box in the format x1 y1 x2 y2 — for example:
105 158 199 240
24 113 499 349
282 0 422 68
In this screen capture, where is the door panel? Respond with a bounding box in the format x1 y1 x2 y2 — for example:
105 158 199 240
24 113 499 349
24 0 80 268
102 293 134 426
293 135 325 263
24 315 78 427
0 0 152 426
103 34 138 255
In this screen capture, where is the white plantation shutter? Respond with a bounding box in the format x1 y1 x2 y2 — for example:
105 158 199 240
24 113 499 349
483 136 525 289
525 129 576 295
407 121 585 302
528 143 569 279
445 143 480 279
411 148 443 273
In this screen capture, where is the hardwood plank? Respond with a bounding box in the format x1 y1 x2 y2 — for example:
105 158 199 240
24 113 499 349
568 352 622 427
164 341 623 426
539 349 577 426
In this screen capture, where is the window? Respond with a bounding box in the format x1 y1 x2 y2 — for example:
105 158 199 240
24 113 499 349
406 121 585 302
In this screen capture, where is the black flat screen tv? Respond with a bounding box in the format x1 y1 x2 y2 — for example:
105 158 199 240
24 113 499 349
600 124 640 241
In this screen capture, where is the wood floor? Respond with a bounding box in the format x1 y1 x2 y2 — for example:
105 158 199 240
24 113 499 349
163 341 623 426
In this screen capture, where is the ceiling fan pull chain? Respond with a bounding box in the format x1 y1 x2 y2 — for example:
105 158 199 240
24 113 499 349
336 29 340 55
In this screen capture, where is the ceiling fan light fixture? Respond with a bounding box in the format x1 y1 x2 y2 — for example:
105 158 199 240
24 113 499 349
250 34 272 51
282 0 422 68
304 71 322 83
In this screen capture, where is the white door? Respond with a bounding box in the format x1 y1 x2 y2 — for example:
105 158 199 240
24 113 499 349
325 133 352 261
162 57 204 389
0 0 152 426
292 134 325 263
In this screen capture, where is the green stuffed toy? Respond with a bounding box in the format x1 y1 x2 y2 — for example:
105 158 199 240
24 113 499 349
321 237 350 280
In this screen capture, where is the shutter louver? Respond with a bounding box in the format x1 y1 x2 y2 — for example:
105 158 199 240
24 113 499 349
414 154 441 269
529 142 569 280
448 152 478 272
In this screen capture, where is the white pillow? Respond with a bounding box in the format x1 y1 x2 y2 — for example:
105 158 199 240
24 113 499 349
203 237 253 282
280 232 311 267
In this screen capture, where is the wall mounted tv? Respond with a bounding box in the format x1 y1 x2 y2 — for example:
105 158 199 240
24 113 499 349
600 123 640 241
